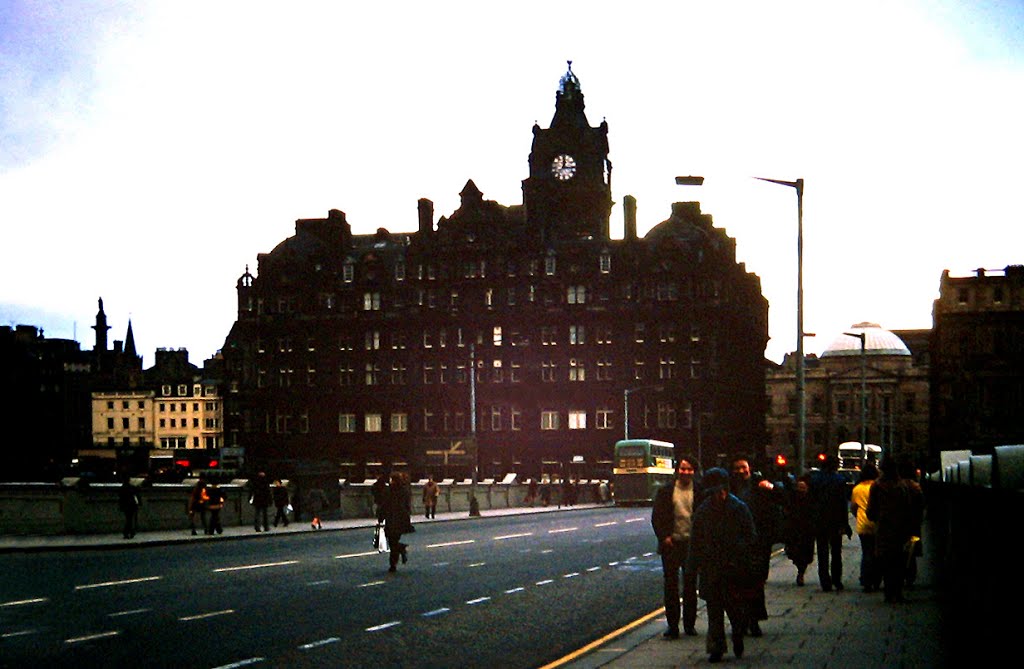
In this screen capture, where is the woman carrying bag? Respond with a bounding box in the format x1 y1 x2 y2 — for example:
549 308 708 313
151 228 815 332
382 472 414 573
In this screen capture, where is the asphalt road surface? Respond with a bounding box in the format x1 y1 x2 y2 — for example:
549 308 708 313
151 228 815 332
0 507 664 668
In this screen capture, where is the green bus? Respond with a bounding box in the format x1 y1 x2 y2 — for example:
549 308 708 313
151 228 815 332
612 439 676 505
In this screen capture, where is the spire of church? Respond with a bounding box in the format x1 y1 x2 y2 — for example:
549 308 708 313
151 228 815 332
124 319 137 358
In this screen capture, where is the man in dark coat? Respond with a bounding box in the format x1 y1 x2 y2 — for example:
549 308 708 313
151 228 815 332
651 455 701 638
729 456 783 636
867 456 919 603
251 471 272 532
688 468 757 663
382 472 415 572
810 455 852 591
118 476 140 539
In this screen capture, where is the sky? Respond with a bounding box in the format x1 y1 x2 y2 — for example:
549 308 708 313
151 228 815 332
2 1 1023 366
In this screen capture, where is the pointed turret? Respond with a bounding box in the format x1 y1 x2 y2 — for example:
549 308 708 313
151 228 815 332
92 297 110 352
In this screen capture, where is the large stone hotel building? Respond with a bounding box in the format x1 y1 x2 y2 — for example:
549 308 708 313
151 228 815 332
220 66 768 482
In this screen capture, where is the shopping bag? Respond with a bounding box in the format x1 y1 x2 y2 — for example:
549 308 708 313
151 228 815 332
373 523 390 553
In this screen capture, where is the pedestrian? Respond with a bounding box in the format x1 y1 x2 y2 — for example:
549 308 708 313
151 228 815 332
118 475 140 539
306 487 328 530
899 460 925 588
688 467 757 663
371 473 388 523
382 472 415 573
809 455 853 592
540 480 551 506
188 477 208 536
849 462 881 592
251 471 271 532
422 476 440 519
651 455 700 638
206 483 224 535
526 478 539 506
783 474 815 586
272 479 290 527
866 456 916 604
728 455 783 637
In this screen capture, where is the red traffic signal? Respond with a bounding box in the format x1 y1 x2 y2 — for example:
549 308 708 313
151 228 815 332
775 454 787 467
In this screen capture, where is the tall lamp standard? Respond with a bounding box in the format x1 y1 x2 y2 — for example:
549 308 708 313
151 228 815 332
843 330 868 463
623 385 663 441
755 177 807 475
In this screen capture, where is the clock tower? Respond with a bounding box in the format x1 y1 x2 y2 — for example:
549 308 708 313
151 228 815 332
523 62 613 243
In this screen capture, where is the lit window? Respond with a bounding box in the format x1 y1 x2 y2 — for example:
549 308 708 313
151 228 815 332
365 414 382 432
569 410 587 430
338 413 356 433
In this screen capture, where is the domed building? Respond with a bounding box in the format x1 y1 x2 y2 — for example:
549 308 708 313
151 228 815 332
765 322 930 471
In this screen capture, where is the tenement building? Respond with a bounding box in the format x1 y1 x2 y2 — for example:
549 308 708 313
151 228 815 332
765 322 930 471
931 266 1024 461
221 65 768 482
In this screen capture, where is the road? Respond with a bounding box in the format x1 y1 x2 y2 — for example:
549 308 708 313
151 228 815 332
0 507 663 668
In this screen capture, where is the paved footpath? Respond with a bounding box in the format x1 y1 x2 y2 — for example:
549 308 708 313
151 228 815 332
556 530 952 669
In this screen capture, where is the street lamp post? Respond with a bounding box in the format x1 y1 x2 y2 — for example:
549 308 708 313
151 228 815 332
623 385 663 441
844 331 868 463
755 177 806 475
468 343 480 516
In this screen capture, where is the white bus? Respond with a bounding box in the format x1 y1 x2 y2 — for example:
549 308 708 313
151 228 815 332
838 442 882 472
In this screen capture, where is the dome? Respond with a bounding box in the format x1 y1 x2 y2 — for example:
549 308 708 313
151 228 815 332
820 322 911 358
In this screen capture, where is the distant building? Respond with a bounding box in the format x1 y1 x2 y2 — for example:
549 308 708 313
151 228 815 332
221 64 768 483
931 266 1024 460
0 325 92 480
765 322 930 470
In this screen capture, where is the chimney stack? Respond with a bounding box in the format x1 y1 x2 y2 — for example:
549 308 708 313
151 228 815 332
418 199 434 236
623 195 637 241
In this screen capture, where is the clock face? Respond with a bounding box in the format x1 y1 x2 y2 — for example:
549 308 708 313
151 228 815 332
551 154 577 181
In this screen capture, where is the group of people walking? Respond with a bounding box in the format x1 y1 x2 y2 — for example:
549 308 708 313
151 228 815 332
653 452 924 663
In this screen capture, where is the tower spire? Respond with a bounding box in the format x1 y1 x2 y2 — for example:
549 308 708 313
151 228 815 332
92 297 110 352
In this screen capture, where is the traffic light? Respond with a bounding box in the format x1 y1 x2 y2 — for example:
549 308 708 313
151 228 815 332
775 454 787 468
816 452 827 464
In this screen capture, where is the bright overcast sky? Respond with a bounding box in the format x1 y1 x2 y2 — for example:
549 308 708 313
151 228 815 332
2 1 1022 366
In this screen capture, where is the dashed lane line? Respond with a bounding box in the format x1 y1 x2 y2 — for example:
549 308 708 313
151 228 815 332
212 560 299 573
1 597 48 607
548 527 578 534
358 580 386 588
299 637 339 650
366 621 401 632
425 540 475 548
179 609 235 621
594 521 618 527
65 630 120 644
466 596 491 605
422 607 450 617
624 518 645 523
108 608 150 618
334 551 378 560
211 658 264 669
493 532 534 540
75 576 162 590
2 630 38 639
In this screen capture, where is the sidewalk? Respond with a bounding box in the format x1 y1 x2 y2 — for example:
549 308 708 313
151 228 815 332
0 502 603 553
559 531 951 668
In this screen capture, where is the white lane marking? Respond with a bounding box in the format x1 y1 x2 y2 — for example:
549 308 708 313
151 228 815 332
211 658 264 669
536 579 554 586
299 637 339 650
2 630 37 639
212 560 299 573
306 580 330 586
643 552 655 557
468 562 486 568
594 521 618 527
65 630 120 643
1 597 48 607
625 518 644 523
587 566 601 572
563 572 580 578
334 551 378 560
179 609 235 621
433 561 451 567
493 532 534 540
109 608 150 618
359 580 386 588
608 561 620 566
548 527 578 534
422 607 450 617
540 549 554 554
75 576 162 590
426 540 475 548
505 587 525 594
366 621 401 632
466 596 491 605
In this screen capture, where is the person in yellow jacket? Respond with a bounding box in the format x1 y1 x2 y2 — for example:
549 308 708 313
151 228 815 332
849 463 880 592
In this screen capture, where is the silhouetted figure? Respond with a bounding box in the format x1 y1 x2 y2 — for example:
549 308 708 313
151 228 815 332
251 472 271 532
810 455 852 592
118 477 140 539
